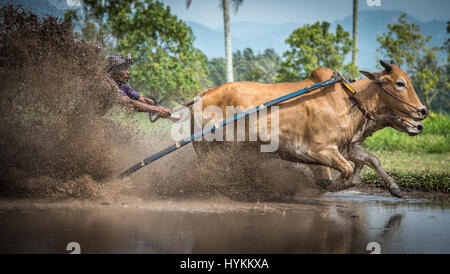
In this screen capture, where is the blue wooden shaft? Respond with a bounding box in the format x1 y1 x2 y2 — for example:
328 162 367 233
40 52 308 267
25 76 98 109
119 77 339 178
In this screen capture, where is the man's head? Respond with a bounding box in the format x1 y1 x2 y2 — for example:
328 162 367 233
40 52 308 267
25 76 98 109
111 69 130 85
107 53 133 84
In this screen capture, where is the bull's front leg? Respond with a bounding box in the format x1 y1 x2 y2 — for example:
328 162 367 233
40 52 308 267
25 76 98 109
304 146 353 191
311 163 364 192
347 144 402 198
310 165 332 189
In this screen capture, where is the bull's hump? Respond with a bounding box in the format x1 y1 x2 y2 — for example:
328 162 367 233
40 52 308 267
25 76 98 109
309 67 335 83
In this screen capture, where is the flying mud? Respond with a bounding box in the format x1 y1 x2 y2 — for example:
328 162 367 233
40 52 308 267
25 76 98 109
0 6 323 202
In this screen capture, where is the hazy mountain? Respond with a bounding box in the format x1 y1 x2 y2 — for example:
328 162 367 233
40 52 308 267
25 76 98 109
332 10 447 70
187 10 448 70
186 21 293 62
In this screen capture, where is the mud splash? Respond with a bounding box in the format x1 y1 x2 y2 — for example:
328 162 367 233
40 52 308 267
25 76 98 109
160 142 325 201
0 6 141 198
0 6 322 202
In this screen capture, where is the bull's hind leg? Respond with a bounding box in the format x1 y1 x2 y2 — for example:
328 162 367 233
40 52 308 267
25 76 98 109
347 163 364 186
332 162 364 191
348 144 402 198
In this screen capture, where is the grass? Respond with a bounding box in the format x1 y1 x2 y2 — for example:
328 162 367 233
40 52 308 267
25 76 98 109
370 150 449 172
133 111 173 134
361 113 449 192
361 151 449 193
106 106 173 135
361 169 450 193
362 113 450 153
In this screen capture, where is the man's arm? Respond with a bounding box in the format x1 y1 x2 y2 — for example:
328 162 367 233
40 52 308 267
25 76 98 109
119 96 171 117
119 84 171 117
132 100 170 116
118 95 145 110
139 96 155 105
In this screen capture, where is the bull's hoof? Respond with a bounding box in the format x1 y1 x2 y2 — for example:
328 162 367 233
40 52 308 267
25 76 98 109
388 187 403 198
316 179 332 190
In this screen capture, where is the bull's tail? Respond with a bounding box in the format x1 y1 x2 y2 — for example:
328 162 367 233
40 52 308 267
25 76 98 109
182 87 214 107
172 87 214 112
171 87 215 122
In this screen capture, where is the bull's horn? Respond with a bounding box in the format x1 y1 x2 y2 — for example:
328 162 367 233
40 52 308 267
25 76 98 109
380 60 393 72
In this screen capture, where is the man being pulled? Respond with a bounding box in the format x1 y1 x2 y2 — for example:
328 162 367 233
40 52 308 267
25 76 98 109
107 53 172 118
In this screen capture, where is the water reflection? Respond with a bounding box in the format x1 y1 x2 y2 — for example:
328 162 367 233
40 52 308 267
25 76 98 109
0 194 449 254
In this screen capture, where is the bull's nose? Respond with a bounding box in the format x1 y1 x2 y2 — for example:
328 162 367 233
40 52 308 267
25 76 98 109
417 123 423 132
420 107 428 117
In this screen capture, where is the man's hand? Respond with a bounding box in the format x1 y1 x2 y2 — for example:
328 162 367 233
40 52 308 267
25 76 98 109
156 106 172 118
129 99 173 119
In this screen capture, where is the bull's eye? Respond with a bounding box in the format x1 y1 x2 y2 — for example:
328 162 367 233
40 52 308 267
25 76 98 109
395 78 407 90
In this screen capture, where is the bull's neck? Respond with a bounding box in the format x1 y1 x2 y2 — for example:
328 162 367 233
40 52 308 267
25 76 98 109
344 78 385 142
350 78 383 115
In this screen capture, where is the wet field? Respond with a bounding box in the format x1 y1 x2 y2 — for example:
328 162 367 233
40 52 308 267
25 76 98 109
0 190 449 254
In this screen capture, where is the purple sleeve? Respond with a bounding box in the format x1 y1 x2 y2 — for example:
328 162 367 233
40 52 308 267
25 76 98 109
120 84 142 101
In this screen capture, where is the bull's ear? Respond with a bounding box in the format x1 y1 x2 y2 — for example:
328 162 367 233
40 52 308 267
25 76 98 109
359 70 380 81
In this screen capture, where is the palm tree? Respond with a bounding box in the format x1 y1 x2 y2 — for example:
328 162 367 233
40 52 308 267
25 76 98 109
186 0 243 82
352 0 358 65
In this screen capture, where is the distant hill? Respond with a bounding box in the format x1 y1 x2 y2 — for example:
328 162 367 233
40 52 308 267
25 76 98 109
186 10 448 71
186 21 293 63
332 10 447 70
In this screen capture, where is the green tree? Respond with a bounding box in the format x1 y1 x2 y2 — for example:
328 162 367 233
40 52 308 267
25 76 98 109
434 21 450 112
276 21 358 82
208 57 226 86
186 0 244 83
377 13 448 111
446 21 450 60
352 0 358 65
257 49 282 83
376 13 427 69
233 48 257 81
208 48 281 85
67 0 209 105
64 3 110 48
414 50 445 111
233 48 280 83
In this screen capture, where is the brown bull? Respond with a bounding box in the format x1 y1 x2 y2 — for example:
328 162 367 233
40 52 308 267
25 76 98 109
311 112 424 197
190 61 427 198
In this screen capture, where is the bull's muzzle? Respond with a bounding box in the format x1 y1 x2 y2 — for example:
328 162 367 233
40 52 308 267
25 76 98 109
419 107 428 119
407 121 423 136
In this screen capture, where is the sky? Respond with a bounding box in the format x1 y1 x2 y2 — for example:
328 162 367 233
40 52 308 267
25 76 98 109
160 0 450 28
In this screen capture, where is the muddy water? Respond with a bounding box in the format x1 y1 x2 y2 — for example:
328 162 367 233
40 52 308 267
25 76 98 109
0 191 449 254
